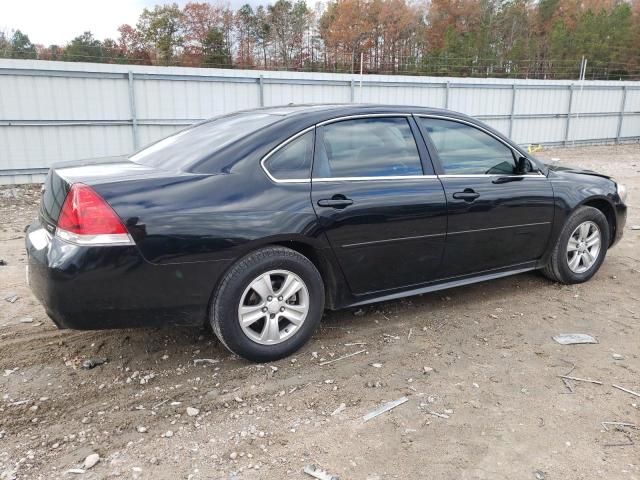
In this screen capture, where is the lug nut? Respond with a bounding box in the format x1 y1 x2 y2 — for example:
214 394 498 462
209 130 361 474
278 296 283 301
262 307 268 313
267 296 273 301
280 307 285 312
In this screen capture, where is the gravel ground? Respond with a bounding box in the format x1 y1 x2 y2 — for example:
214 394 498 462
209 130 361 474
0 144 639 480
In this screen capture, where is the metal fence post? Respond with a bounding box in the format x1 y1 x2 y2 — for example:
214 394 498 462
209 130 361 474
127 71 139 150
616 86 627 144
444 81 450 109
564 84 574 146
350 79 355 103
258 75 265 107
508 84 517 138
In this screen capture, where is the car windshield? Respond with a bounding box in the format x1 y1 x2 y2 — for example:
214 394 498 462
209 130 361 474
130 112 279 170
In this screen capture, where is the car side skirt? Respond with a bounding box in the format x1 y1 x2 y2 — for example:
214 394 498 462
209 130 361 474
346 262 538 308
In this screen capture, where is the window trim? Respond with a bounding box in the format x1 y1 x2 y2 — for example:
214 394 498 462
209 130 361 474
414 114 546 178
260 126 315 183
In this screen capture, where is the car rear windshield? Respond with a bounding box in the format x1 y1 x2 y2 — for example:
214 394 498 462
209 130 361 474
130 112 279 170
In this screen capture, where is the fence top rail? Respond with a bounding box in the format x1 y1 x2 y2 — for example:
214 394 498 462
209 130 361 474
2 59 640 90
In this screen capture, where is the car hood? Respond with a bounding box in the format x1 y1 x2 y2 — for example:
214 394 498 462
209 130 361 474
545 163 613 181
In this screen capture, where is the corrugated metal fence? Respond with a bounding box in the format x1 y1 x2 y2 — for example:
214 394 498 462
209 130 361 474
1 59 639 184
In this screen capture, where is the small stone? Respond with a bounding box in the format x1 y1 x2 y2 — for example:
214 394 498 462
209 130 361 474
612 353 624 360
186 407 199 417
229 452 238 460
84 453 100 470
136 426 148 433
19 317 34 323
423 366 434 374
163 430 174 438
149 457 159 465
353 308 365 317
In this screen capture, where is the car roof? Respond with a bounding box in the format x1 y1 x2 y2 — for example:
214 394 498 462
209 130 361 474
239 103 464 120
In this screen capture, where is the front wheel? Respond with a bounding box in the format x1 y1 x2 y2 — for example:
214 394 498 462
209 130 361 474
210 247 324 362
542 206 610 284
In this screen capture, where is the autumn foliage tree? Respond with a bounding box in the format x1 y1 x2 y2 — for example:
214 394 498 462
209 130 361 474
1 0 639 79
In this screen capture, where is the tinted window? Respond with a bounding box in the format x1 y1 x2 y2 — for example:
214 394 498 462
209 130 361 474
130 113 279 170
264 130 314 180
315 117 423 178
419 118 516 175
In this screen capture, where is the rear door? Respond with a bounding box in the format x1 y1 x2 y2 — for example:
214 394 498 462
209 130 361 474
311 115 447 295
416 116 555 277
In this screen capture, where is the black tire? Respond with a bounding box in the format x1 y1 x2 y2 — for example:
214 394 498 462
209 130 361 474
542 206 609 284
210 246 324 362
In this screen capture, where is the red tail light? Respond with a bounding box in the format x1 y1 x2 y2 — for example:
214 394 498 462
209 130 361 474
56 184 133 245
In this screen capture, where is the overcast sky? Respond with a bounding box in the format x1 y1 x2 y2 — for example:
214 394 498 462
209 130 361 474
1 0 265 46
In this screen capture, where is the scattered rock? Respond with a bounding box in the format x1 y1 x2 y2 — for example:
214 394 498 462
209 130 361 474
353 308 366 317
4 294 19 303
136 426 148 433
612 353 624 360
84 453 100 470
19 317 34 323
229 451 238 460
82 358 107 369
162 430 174 438
66 469 85 475
186 407 200 417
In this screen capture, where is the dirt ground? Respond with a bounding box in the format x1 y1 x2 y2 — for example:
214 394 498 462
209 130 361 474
1 144 639 480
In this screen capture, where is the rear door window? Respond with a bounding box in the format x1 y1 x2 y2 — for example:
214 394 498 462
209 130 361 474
314 117 423 178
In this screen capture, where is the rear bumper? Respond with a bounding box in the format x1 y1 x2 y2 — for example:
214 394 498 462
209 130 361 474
25 222 230 330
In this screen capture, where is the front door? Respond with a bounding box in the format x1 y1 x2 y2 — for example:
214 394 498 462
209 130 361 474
311 116 448 295
416 116 555 277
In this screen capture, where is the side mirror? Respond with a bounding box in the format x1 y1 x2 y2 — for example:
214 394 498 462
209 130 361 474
516 156 532 174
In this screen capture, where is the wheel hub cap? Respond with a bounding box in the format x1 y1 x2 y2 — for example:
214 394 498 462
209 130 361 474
566 221 601 274
238 269 310 345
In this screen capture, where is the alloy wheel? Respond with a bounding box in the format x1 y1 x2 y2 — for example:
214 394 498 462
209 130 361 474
566 221 601 274
238 270 309 345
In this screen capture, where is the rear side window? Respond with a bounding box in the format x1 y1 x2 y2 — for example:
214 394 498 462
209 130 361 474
263 130 314 180
130 113 279 170
314 117 423 178
419 118 516 175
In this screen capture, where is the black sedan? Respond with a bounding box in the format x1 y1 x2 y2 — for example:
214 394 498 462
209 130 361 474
26 104 628 361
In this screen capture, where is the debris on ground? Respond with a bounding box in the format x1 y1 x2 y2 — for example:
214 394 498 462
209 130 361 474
0 259 7 266
601 421 637 431
558 375 603 385
4 294 19 303
552 333 598 345
186 407 200 416
318 349 366 366
353 309 366 317
331 403 346 416
612 384 640 398
83 453 100 470
370 363 383 368
193 358 219 366
303 464 340 480
612 353 624 360
534 470 546 480
82 358 107 369
18 317 34 323
65 468 86 474
630 225 640 230
363 397 408 422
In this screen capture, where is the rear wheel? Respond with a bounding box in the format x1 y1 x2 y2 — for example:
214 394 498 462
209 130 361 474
210 247 324 362
542 206 609 284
